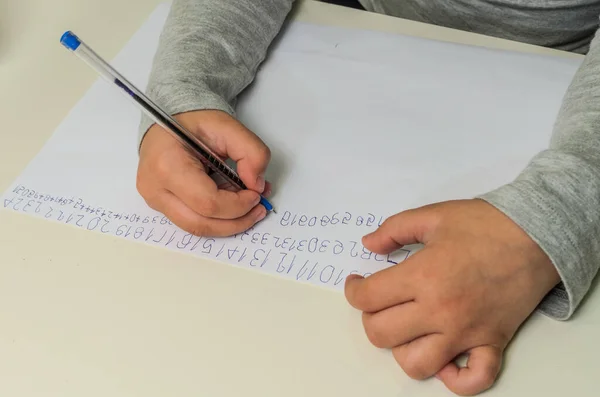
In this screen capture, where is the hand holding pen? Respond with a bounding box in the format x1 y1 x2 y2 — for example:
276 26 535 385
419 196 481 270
139 110 274 236
61 31 274 237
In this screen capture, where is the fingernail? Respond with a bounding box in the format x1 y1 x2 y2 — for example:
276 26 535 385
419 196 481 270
256 175 266 192
346 274 364 282
435 374 441 380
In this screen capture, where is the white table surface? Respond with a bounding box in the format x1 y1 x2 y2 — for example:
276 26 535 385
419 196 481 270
0 1 596 396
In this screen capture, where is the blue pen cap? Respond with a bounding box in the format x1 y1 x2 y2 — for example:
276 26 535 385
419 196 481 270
259 196 274 212
60 31 81 51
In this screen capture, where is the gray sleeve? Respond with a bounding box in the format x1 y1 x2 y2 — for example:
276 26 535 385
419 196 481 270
142 1 600 321
138 0 295 143
479 27 600 321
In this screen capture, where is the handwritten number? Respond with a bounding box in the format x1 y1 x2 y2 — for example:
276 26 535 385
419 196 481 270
280 211 291 226
366 213 376 227
250 249 265 267
349 241 358 257
333 240 344 255
308 238 318 253
134 227 144 239
237 248 248 262
299 215 308 226
215 244 226 258
361 247 372 260
87 217 101 231
297 240 306 252
12 198 24 211
227 246 239 260
76 215 85 227
330 213 339 225
202 239 215 254
261 233 270 246
342 212 351 224
101 220 111 234
23 200 35 213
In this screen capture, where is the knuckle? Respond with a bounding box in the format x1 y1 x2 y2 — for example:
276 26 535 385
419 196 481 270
257 145 271 162
135 173 148 197
135 177 160 210
144 198 160 212
362 315 388 348
194 196 219 217
394 345 435 380
349 288 374 311
379 215 396 230
244 215 260 230
244 192 261 208
355 280 379 310
188 222 209 237
400 357 429 380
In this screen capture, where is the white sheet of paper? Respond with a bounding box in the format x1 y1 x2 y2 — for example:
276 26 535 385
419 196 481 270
1 2 583 290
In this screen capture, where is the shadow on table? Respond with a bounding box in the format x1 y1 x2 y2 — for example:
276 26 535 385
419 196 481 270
320 0 365 9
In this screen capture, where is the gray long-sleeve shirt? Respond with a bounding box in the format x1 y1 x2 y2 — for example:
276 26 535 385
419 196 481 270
140 0 600 321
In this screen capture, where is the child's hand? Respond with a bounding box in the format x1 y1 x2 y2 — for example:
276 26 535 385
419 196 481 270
137 110 271 237
345 199 560 396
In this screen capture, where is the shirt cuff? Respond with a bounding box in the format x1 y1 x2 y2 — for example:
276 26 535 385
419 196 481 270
478 178 581 321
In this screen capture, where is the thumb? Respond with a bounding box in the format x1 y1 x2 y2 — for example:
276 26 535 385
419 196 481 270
362 206 439 254
221 117 271 194
436 346 503 396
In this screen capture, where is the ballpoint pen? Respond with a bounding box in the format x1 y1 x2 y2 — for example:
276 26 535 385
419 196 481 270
59 30 275 213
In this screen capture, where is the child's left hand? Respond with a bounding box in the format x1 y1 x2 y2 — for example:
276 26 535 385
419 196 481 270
345 199 560 396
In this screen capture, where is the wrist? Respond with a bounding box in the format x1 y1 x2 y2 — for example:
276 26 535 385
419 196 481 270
518 235 561 302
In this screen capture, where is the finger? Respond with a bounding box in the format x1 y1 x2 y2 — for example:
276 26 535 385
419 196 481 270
392 333 460 381
163 159 262 220
345 272 413 313
362 206 439 254
151 189 267 237
263 181 273 197
345 249 436 312
436 345 503 396
219 118 271 193
361 302 432 349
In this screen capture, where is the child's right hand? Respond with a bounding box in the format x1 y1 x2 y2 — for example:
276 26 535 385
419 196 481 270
136 110 272 237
